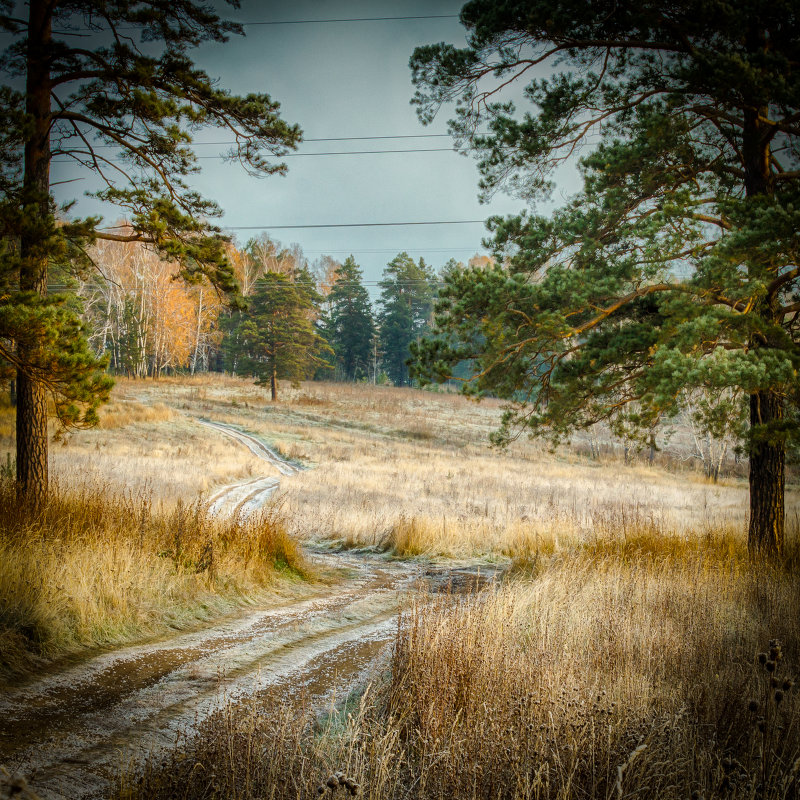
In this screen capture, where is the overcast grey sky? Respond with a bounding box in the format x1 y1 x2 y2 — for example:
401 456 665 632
50 0 581 292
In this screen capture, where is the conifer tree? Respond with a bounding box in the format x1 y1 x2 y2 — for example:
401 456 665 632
378 253 436 386
0 0 301 505
324 256 375 381
410 0 800 554
229 271 331 401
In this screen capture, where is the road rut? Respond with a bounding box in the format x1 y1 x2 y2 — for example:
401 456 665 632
0 418 500 800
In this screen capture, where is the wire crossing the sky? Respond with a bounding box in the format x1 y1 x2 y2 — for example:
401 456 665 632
224 221 487 230
52 14 460 34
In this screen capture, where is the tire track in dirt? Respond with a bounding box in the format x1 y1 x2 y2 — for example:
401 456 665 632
196 419 299 517
0 552 420 800
0 417 501 800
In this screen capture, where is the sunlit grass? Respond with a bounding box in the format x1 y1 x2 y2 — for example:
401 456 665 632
122 520 800 800
0 478 310 681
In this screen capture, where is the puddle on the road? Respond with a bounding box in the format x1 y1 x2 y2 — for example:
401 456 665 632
415 565 504 594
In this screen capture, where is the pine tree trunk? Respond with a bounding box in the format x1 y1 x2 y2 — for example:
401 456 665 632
742 48 785 555
17 0 52 507
271 365 278 402
748 390 784 555
16 375 48 506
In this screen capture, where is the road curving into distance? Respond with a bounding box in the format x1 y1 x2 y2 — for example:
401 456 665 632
0 418 500 800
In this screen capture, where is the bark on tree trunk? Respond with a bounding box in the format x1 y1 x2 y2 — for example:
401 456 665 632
191 288 204 375
16 375 48 505
271 364 278 402
17 0 52 507
741 52 785 555
748 390 785 555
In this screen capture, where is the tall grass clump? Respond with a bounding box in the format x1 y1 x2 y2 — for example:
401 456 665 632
119 525 800 800
0 478 309 682
383 539 800 799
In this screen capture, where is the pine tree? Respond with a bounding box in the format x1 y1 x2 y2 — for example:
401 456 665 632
410 0 800 554
0 0 301 505
378 253 437 386
324 256 375 381
229 271 331 401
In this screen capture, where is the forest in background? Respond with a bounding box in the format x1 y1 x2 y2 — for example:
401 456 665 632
72 227 488 389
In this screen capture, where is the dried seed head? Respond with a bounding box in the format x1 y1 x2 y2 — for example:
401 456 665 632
339 775 348 786
783 679 794 691
748 699 760 713
775 690 784 704
327 775 340 789
758 653 768 665
349 783 360 797
317 786 326 796
7 776 28 796
758 720 767 733
766 661 777 673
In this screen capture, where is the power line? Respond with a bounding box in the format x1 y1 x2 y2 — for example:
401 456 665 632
243 15 459 26
48 280 453 289
304 247 482 254
205 148 455 158
52 14 459 34
73 134 457 148
224 221 487 230
95 220 489 233
51 147 458 163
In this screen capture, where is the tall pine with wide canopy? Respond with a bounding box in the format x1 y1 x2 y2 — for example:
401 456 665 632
229 271 331 402
410 0 799 555
0 0 301 506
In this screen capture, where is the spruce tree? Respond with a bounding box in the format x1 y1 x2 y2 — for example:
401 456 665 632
325 256 375 381
378 253 436 386
0 0 301 505
410 0 800 554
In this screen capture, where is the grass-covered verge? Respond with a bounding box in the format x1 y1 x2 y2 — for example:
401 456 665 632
0 478 310 683
119 526 800 800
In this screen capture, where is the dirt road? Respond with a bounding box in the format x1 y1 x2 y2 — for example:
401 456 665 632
196 419 299 517
0 420 499 800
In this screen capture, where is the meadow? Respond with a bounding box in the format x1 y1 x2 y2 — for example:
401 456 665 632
125 540 800 800
109 376 765 557
0 386 308 682
1 376 798 798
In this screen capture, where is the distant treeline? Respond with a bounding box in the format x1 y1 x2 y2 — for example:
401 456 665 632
75 228 491 394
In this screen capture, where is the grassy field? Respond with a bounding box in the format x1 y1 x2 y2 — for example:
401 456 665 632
123 528 800 800
98 376 793 559
2 376 799 797
0 479 309 681
0 385 312 682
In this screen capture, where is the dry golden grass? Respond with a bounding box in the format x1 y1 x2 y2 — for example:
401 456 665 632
121 523 800 800
0 478 309 682
97 399 176 429
100 376 797 560
0 406 268 510
0 376 786 798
